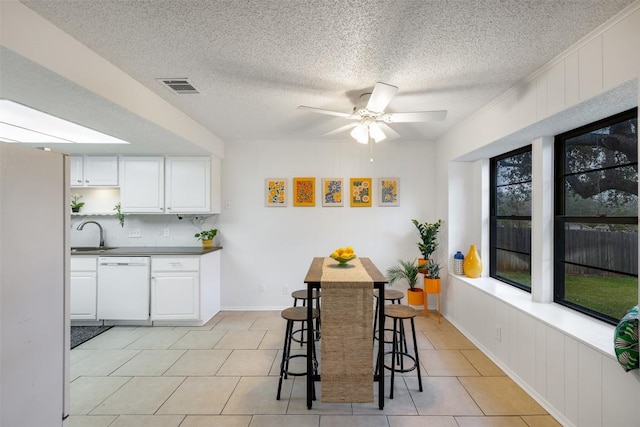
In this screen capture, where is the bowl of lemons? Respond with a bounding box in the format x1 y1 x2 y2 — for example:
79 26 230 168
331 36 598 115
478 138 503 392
330 246 357 265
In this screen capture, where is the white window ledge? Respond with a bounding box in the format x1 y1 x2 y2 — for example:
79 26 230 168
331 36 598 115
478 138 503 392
450 274 618 359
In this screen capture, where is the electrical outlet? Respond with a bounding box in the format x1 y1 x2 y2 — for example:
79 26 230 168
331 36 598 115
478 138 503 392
128 228 141 238
495 325 502 342
282 285 289 295
163 228 170 237
259 283 266 292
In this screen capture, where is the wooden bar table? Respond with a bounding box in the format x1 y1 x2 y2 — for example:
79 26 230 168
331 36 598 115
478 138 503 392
303 257 388 410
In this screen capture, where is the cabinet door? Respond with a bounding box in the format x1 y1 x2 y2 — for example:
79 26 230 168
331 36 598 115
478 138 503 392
151 273 199 320
165 157 211 213
120 157 165 213
70 156 84 187
70 272 97 320
84 156 118 186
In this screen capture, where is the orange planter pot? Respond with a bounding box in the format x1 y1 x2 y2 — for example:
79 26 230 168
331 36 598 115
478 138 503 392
424 278 441 294
407 288 425 306
417 258 428 274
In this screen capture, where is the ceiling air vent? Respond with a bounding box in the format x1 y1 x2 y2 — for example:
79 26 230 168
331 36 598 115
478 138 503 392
157 78 200 94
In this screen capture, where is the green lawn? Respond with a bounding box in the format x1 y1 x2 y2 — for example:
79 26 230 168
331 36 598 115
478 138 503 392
496 271 637 321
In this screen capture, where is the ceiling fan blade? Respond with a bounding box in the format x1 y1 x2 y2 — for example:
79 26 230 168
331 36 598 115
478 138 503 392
366 82 398 113
323 123 358 136
383 110 448 123
377 122 400 141
297 105 353 119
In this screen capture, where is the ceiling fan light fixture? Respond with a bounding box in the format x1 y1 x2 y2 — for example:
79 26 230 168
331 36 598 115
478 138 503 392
369 122 386 143
350 124 369 144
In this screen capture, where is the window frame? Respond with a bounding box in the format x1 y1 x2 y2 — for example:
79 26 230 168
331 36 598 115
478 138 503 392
554 107 638 325
490 145 533 291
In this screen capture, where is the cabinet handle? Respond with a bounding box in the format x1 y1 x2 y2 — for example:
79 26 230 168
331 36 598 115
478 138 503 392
85 180 90 183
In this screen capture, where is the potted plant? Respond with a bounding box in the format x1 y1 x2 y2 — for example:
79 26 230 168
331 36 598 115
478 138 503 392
194 228 218 248
113 202 125 227
386 259 424 306
424 259 441 294
70 194 85 213
411 218 442 272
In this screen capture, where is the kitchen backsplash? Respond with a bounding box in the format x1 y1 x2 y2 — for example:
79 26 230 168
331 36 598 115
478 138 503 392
70 213 218 248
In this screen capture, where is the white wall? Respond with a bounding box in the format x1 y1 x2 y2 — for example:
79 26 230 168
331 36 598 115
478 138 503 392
436 3 640 426
216 139 438 309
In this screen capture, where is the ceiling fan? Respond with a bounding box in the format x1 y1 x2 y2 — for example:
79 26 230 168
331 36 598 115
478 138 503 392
297 82 447 143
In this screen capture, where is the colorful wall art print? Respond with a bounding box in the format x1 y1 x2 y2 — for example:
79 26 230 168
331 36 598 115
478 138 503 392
350 177 372 207
378 177 400 206
322 178 343 207
293 177 316 207
265 178 287 207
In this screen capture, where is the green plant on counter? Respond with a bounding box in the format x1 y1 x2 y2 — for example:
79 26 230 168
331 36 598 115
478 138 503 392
71 194 85 209
386 259 421 290
194 228 218 241
113 202 125 227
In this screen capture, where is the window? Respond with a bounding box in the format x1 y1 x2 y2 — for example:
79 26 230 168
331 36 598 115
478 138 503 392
555 108 638 324
490 146 532 291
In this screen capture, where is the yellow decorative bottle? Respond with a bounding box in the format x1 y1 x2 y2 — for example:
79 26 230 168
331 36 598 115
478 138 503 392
463 244 482 278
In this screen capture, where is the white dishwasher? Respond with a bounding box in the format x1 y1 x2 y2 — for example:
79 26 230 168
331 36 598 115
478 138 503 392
97 256 151 320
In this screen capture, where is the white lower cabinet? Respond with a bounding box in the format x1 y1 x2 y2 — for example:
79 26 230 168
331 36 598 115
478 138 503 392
151 257 200 321
70 257 97 320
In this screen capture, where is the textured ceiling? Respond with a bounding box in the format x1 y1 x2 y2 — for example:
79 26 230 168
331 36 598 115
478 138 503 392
5 0 636 152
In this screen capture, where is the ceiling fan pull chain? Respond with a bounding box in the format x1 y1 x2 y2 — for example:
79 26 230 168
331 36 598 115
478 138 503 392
370 139 374 163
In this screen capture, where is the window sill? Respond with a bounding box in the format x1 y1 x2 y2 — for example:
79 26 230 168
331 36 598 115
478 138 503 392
449 274 617 359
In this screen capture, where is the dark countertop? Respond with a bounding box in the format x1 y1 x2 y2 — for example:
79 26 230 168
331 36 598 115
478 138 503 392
70 246 222 256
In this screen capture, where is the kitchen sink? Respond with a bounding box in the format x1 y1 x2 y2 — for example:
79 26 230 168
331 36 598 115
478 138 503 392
71 247 118 253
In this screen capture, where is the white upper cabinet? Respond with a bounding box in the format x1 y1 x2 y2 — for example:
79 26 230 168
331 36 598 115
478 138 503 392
165 157 211 213
71 156 118 187
119 155 220 214
120 157 165 213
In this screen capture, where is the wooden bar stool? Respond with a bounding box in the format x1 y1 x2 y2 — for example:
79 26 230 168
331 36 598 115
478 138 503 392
379 304 423 399
373 289 406 352
291 289 321 342
277 306 319 400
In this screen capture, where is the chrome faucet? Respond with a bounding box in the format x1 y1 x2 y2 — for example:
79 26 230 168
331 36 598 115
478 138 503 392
77 220 105 247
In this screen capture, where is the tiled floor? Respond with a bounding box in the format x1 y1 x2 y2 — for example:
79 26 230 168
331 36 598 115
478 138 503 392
66 310 561 427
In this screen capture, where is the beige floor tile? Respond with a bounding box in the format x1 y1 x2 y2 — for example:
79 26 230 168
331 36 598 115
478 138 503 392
454 416 529 426
249 414 320 427
387 415 458 427
212 316 257 331
164 349 232 376
64 415 118 427
424 330 477 350
458 377 547 416
70 376 131 414
170 330 227 349
352 377 419 415
91 376 185 415
71 349 140 377
285 377 353 415
110 349 185 376
258 330 286 350
217 349 278 376
422 350 481 376
249 315 288 331
415 330 436 349
76 327 151 349
223 376 291 415
461 350 505 376
157 376 240 414
319 415 389 427
180 415 252 427
405 376 483 416
108 415 185 427
126 328 189 349
520 415 562 426
215 330 267 349
70 349 94 364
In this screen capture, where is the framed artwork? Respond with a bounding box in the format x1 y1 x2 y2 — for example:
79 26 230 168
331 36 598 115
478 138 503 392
293 177 316 207
378 177 400 206
265 178 287 207
350 177 372 207
322 178 343 207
